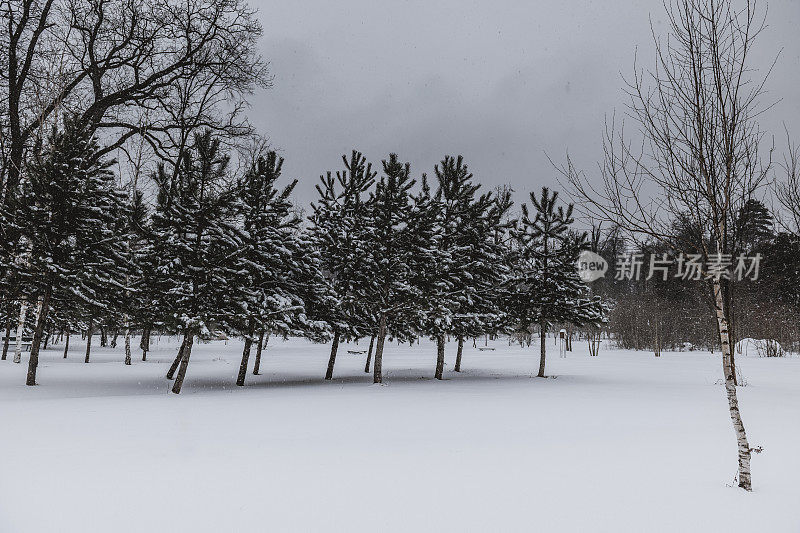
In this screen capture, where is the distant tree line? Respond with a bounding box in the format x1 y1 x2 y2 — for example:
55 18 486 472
587 200 800 356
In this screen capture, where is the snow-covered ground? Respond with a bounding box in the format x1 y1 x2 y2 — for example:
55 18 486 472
1 336 798 532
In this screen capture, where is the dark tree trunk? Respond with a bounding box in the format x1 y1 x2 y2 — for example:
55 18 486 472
171 333 195 394
42 331 50 350
111 330 119 348
435 335 445 380
364 335 375 373
26 285 52 386
63 325 70 358
166 336 188 379
236 328 254 386
1 315 11 360
100 326 107 347
454 336 464 372
253 330 267 375
325 329 340 380
538 323 547 378
141 327 151 361
84 318 94 363
373 313 387 384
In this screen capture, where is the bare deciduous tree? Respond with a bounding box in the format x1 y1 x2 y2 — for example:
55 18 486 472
558 0 774 491
775 132 800 233
0 0 270 205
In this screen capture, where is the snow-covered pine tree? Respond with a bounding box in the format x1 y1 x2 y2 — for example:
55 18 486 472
233 151 331 386
309 150 376 380
405 173 448 377
506 187 604 377
0 227 22 361
362 154 425 384
78 190 132 364
152 131 245 394
16 118 130 385
420 156 513 377
450 184 515 371
121 189 161 362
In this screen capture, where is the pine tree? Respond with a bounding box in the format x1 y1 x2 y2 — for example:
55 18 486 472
152 131 245 394
124 189 160 362
362 154 423 384
421 156 513 377
234 151 331 386
15 118 129 385
453 186 515 369
735 199 773 253
506 187 604 377
309 150 376 380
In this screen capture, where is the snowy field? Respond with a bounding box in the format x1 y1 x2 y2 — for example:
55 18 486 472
1 336 799 532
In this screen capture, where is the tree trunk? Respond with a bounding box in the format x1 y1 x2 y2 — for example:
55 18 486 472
42 332 50 350
84 318 94 363
713 280 752 490
63 325 70 359
253 330 267 375
171 333 194 394
123 318 132 366
364 335 375 373
324 329 340 380
13 298 28 363
166 336 188 379
1 314 11 360
722 279 738 385
538 323 547 378
141 327 151 361
588 330 601 357
26 286 52 386
434 334 445 379
373 313 387 384
454 336 464 372
236 330 254 386
654 320 661 357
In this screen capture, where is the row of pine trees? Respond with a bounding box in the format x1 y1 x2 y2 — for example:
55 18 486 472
0 120 605 392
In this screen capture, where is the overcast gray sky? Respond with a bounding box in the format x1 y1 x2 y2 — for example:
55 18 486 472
249 0 800 211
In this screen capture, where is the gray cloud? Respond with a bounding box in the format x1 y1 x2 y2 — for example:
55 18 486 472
249 0 800 211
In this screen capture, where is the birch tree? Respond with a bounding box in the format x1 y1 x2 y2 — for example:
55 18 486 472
559 0 771 490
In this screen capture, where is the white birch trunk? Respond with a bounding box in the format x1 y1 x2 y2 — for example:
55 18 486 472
13 298 28 363
713 279 752 491
124 316 132 366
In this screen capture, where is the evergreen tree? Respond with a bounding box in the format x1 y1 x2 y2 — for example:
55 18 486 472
506 187 604 377
15 118 129 385
735 199 773 253
423 156 513 376
234 151 331 386
362 154 423 384
309 150 376 380
125 189 161 361
152 131 245 394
